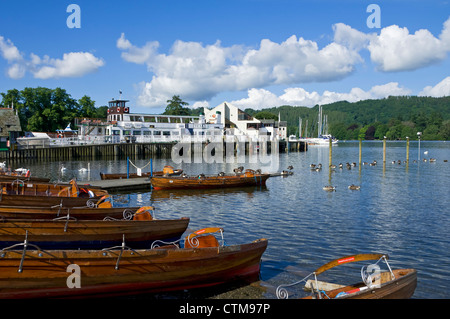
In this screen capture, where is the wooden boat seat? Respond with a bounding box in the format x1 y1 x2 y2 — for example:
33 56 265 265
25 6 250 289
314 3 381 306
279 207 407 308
184 227 223 248
133 206 154 221
184 235 219 248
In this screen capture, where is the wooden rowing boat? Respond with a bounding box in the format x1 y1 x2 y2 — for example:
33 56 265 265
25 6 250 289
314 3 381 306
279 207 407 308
276 254 417 299
0 228 268 298
0 193 112 208
0 214 190 249
0 204 146 220
0 175 51 183
100 165 183 180
151 170 271 190
0 179 108 198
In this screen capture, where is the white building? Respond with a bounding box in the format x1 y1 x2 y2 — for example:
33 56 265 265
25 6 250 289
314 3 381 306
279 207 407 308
77 99 284 143
203 102 284 141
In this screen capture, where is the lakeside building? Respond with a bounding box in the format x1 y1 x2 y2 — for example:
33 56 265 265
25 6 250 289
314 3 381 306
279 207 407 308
14 98 286 149
77 99 285 144
0 107 22 150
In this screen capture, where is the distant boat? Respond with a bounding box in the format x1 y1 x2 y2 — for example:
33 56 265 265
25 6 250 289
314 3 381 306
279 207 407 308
304 135 339 146
150 170 270 190
303 105 338 146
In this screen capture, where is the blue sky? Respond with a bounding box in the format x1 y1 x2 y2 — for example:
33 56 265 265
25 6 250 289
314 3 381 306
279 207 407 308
0 0 449 114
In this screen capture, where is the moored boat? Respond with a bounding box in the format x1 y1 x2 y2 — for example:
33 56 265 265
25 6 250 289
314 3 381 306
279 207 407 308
100 166 183 180
0 179 107 198
0 203 145 220
0 193 112 208
0 227 268 298
151 169 270 190
276 254 417 299
0 214 190 249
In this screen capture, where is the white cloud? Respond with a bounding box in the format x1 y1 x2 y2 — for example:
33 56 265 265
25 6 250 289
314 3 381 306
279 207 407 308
32 52 104 79
419 76 450 97
119 18 450 108
0 35 104 79
367 17 450 72
0 36 23 62
230 82 412 109
117 33 363 107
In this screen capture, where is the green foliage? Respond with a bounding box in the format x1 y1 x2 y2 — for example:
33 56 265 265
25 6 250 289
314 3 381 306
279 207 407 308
253 96 450 140
1 87 106 132
254 111 279 120
163 95 190 115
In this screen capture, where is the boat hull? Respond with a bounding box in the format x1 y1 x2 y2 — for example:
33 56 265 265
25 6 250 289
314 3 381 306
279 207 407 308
151 174 270 190
100 170 183 180
0 238 268 298
0 218 190 249
0 205 143 220
303 269 417 299
0 194 103 207
340 269 417 299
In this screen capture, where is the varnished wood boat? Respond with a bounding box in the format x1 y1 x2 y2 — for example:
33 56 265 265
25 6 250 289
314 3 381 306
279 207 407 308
100 165 183 180
0 193 112 208
0 175 51 183
0 204 147 220
0 228 268 298
0 179 108 198
276 254 417 299
151 170 270 190
0 214 190 249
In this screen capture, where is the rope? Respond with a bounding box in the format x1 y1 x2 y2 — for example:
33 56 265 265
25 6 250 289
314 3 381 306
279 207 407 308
127 159 151 170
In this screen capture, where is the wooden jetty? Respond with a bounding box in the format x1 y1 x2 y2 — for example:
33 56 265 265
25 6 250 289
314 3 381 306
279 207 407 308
88 177 152 192
1 140 306 161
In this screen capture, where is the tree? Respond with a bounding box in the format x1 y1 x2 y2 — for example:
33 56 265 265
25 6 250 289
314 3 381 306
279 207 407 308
78 95 96 118
254 111 278 120
164 95 190 115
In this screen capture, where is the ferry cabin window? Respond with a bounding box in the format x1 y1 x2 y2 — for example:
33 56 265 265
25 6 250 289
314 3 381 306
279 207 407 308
143 131 152 136
163 131 170 136
124 130 131 136
154 131 161 136
133 131 141 135
112 130 120 136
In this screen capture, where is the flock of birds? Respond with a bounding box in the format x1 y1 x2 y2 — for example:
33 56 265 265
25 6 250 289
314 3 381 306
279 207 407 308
60 163 90 174
311 150 444 192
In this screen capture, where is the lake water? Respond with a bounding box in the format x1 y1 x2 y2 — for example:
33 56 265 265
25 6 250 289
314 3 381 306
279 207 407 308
13 140 450 299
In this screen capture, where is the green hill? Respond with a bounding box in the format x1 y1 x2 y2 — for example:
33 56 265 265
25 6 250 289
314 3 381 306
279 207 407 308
245 96 450 140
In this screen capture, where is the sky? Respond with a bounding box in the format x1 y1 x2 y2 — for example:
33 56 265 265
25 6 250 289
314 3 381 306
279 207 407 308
0 0 449 114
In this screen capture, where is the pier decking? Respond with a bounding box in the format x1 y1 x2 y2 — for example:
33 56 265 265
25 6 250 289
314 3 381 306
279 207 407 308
1 140 306 161
88 177 152 192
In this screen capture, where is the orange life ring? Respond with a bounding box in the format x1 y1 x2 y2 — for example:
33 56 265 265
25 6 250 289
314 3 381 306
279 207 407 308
117 107 120 112
124 107 129 112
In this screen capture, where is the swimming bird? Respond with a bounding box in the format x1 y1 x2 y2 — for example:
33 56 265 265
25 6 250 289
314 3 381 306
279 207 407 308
348 184 361 190
323 185 336 192
79 163 90 173
287 165 293 170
